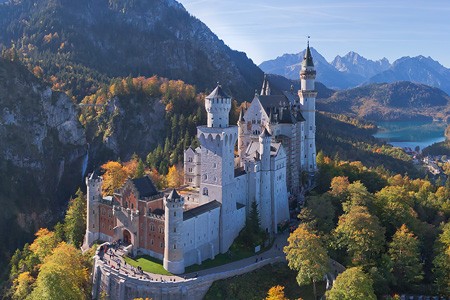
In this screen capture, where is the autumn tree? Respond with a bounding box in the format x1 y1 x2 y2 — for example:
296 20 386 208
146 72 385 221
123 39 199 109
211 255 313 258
266 285 289 300
343 181 374 213
12 271 35 300
29 228 61 262
433 222 450 295
326 267 376 300
388 224 423 290
284 224 329 299
334 206 385 266
64 189 87 248
101 161 129 195
29 242 90 300
167 164 184 188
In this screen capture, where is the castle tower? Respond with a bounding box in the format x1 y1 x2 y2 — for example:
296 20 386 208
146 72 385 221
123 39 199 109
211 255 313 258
85 172 102 247
260 74 271 96
259 128 273 233
298 40 318 173
197 84 239 252
205 83 231 128
237 108 247 163
163 189 185 274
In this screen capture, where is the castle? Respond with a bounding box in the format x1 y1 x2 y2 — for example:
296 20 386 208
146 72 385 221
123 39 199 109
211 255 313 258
84 44 317 274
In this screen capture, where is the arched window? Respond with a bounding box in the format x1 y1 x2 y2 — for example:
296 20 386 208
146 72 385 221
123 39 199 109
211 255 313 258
203 188 209 196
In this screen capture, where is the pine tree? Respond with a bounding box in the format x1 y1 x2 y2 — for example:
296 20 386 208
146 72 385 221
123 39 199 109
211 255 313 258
64 189 87 248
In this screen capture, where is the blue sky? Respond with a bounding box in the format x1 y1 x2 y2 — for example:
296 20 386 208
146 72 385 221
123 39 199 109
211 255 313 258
177 0 450 67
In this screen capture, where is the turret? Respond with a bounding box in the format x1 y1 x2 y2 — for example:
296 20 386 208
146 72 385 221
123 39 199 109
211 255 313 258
259 128 271 171
300 41 316 92
237 108 247 162
260 74 271 96
298 39 318 174
163 189 185 274
205 84 231 128
85 171 102 247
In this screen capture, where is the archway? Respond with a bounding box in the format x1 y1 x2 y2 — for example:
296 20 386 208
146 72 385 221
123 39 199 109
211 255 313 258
123 229 132 245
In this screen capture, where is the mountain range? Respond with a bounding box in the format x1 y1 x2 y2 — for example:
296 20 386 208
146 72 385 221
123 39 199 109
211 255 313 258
260 50 450 95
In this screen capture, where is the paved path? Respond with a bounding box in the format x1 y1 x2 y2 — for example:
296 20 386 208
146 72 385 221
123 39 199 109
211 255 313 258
98 231 290 282
98 229 345 285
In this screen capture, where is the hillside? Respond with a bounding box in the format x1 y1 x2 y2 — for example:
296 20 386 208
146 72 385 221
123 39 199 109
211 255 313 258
0 0 263 101
0 57 86 276
317 81 450 122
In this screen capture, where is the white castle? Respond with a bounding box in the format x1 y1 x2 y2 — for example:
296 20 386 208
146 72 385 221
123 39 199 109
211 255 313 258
84 44 317 274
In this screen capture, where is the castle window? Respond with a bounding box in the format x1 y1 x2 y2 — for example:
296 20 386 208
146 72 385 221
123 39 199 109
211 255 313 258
213 163 217 168
174 244 177 249
151 239 154 245
188 178 193 183
150 224 155 231
174 227 176 233
203 174 207 180
203 188 209 196
131 203 134 209
174 211 176 217
160 242 163 248
159 227 164 234
93 210 95 215
93 224 95 229
252 120 256 124
188 157 193 162
188 168 192 173
109 225 112 230
310 144 312 148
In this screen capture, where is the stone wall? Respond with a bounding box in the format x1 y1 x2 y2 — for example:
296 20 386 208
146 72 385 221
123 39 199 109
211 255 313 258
92 246 285 300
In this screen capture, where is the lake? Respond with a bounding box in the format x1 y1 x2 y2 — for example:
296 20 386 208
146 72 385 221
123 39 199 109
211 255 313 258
373 121 447 150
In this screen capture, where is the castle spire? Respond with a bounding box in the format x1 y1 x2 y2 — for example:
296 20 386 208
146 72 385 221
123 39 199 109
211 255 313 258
303 37 314 68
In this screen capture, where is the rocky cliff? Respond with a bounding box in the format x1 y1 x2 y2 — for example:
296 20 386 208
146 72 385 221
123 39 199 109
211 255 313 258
0 58 86 274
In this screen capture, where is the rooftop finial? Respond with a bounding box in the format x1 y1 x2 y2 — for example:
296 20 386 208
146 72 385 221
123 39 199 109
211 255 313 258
307 35 310 48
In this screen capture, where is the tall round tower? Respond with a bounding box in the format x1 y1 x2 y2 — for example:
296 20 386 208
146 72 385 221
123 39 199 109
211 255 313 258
85 171 102 247
298 40 318 174
204 84 231 128
163 189 185 274
259 128 273 233
237 108 247 163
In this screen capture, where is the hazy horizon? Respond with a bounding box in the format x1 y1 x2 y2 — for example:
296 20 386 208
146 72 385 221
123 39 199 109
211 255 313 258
178 0 450 67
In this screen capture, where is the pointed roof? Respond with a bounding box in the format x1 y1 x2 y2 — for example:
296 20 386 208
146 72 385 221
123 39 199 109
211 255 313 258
167 189 180 200
303 42 314 67
260 127 272 138
206 84 230 99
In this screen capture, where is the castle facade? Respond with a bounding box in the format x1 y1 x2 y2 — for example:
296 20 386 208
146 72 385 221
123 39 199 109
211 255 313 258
84 44 317 274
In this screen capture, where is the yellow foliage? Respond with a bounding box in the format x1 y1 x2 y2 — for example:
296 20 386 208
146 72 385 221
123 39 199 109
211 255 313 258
167 165 184 188
266 285 289 300
29 228 60 262
101 161 129 196
12 271 35 300
29 242 89 300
